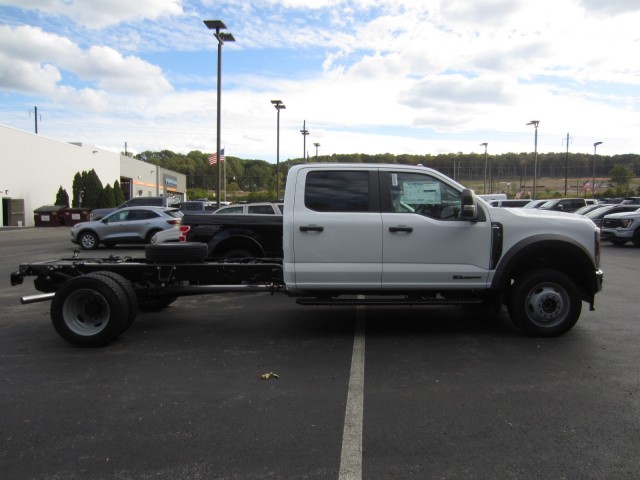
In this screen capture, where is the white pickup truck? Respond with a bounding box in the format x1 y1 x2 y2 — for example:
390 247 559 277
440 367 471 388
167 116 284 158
12 163 603 346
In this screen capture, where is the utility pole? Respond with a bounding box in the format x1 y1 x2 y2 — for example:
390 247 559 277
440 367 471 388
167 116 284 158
300 120 309 162
562 133 572 196
30 106 41 134
480 143 488 194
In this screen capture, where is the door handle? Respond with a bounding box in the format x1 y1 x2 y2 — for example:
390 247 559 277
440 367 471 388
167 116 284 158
389 226 413 233
300 225 324 232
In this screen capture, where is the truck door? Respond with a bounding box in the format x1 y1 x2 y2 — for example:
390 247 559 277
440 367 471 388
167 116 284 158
287 169 383 290
380 170 492 290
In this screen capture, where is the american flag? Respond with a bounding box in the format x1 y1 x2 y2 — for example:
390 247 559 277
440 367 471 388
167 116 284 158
581 181 599 193
208 148 225 165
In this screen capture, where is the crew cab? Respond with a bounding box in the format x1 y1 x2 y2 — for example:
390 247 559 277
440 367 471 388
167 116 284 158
11 163 603 346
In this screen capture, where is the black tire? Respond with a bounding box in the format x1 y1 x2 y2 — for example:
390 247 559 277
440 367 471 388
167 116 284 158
610 239 627 246
50 275 129 347
138 296 178 312
88 272 138 334
145 243 208 263
221 249 253 259
78 231 99 250
507 269 582 337
632 229 640 248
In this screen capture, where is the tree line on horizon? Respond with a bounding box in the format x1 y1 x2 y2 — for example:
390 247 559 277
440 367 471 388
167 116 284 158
135 149 640 198
53 150 640 208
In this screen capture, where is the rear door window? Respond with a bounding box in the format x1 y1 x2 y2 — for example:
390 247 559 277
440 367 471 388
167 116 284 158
304 171 371 212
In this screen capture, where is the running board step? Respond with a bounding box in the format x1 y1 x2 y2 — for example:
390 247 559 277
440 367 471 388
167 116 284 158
296 296 484 306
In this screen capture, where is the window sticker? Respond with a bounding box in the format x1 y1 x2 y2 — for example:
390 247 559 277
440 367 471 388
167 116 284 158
391 173 398 187
402 181 441 203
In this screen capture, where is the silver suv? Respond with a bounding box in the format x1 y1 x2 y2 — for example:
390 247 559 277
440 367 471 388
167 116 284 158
71 206 182 249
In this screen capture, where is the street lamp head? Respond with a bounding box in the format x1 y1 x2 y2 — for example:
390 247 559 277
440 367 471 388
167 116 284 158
204 20 227 30
217 32 236 43
271 100 286 110
527 120 540 127
480 142 488 147
594 141 603 147
314 143 320 147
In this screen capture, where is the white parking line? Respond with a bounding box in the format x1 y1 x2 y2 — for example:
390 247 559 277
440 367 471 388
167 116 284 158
338 301 366 480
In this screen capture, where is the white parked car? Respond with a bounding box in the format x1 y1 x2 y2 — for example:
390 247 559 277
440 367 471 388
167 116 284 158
214 202 283 215
150 227 180 244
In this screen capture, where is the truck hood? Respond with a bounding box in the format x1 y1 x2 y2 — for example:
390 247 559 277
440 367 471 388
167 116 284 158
486 205 598 234
601 210 640 219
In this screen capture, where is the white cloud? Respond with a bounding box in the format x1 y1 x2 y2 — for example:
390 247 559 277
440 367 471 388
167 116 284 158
0 0 183 28
0 24 172 98
72 46 173 94
579 0 640 15
2 0 640 160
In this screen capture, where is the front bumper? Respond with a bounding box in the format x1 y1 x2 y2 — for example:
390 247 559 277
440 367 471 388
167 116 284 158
601 228 633 241
593 269 604 293
584 268 604 310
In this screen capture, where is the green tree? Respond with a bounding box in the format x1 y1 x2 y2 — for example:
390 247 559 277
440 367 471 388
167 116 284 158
113 180 126 205
71 172 82 207
55 186 70 206
99 184 116 208
83 169 104 208
186 188 211 200
609 164 634 187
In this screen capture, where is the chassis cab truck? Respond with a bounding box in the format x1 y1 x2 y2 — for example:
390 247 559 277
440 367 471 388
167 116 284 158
12 163 603 346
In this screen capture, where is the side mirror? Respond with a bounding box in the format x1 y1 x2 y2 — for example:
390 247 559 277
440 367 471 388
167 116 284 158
459 189 478 221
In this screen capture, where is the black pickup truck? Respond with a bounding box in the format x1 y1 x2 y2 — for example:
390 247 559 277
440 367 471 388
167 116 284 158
181 214 283 258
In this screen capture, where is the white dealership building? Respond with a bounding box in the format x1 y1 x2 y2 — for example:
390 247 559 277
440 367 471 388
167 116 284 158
1 124 186 227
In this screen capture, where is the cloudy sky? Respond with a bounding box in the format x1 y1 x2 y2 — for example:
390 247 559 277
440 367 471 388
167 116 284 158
1 0 639 162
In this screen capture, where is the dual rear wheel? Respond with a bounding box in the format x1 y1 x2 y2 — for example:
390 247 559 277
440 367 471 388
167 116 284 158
50 273 134 347
50 272 177 347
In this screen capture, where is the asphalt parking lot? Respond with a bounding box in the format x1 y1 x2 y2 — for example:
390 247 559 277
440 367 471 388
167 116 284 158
1 227 639 479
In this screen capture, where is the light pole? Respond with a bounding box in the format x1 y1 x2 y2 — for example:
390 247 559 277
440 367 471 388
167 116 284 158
527 120 540 199
300 120 309 161
204 20 235 208
314 142 320 160
271 100 286 200
480 142 488 194
592 141 602 198
562 133 572 196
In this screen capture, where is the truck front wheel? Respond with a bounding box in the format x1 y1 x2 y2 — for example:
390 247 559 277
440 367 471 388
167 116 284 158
50 275 130 347
507 269 582 337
